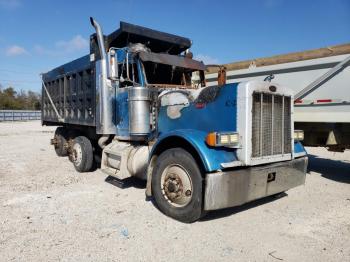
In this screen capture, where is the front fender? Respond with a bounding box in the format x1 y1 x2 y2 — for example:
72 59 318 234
151 129 237 172
294 141 307 157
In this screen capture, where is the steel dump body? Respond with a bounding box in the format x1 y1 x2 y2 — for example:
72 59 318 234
41 21 191 127
42 55 94 126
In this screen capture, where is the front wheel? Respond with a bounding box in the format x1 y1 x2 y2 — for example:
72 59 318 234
151 148 203 223
71 136 94 172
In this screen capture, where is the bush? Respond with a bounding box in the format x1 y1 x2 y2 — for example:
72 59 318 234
0 85 41 110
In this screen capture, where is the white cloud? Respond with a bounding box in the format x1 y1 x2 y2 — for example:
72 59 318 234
0 0 21 9
5 45 28 56
194 54 220 65
55 35 89 53
34 35 89 56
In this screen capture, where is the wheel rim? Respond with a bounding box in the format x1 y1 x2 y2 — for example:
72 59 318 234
72 143 83 166
160 164 193 207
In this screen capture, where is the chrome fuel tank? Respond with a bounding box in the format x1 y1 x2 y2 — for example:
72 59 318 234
128 86 150 137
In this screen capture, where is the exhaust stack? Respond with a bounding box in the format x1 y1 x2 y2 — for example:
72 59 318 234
90 17 115 134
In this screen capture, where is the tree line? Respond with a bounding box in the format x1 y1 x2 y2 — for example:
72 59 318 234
0 84 41 110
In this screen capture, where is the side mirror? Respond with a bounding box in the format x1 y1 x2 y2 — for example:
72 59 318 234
107 49 118 80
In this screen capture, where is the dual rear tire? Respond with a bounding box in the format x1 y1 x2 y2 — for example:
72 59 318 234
53 127 68 157
53 127 94 173
71 136 94 172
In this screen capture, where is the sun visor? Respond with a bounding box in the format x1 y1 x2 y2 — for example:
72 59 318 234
139 51 206 71
106 21 192 55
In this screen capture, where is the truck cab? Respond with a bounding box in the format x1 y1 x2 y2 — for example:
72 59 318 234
42 18 307 222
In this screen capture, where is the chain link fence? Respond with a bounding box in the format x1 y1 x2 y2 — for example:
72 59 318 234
0 110 41 121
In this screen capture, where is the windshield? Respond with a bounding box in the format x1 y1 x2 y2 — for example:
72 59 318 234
116 50 206 88
139 52 206 88
143 62 196 87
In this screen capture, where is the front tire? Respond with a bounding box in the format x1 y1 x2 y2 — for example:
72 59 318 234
151 148 203 223
71 136 93 172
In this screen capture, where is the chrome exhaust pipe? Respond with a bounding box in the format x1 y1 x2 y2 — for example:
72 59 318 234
90 17 107 64
90 17 115 134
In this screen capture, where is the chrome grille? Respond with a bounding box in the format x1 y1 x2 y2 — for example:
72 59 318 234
252 92 292 158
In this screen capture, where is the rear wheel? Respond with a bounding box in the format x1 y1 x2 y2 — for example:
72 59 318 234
53 127 68 157
151 148 203 223
71 136 93 172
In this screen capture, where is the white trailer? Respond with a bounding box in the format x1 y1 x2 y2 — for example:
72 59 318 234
206 43 350 151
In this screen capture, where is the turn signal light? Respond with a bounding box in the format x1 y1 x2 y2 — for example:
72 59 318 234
206 132 217 147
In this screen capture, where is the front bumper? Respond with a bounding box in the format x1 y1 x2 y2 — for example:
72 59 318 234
204 156 308 211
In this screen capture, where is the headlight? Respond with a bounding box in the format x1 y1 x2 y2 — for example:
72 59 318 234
206 132 240 147
294 130 304 141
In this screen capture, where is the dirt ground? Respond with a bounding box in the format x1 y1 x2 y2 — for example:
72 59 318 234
0 121 349 262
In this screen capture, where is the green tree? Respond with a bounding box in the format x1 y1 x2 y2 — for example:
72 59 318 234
0 84 41 110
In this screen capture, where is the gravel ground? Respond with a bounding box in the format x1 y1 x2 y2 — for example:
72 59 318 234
0 121 349 262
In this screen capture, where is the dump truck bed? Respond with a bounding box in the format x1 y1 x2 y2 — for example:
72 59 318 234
42 21 192 127
41 55 95 126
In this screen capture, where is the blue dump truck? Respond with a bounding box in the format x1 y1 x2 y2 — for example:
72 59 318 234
42 18 307 222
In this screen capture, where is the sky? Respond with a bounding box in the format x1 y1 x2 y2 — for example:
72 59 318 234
0 0 349 92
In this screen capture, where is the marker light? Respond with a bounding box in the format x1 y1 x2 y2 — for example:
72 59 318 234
206 132 240 147
206 132 217 147
294 130 304 141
